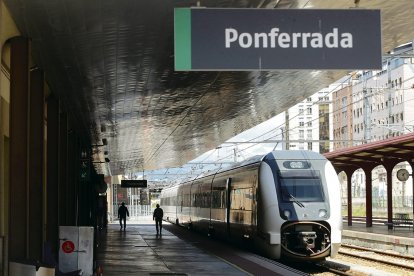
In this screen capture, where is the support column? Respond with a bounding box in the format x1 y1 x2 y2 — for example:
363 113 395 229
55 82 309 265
362 167 374 227
67 132 79 226
341 168 357 227
9 36 30 261
46 96 59 263
346 171 353 226
28 68 45 261
410 161 414 232
59 113 68 226
386 168 393 229
383 159 399 230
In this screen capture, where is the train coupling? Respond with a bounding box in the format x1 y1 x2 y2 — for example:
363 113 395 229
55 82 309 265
297 231 317 251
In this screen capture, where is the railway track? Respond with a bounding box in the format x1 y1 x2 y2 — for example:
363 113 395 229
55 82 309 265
166 223 414 275
336 244 414 274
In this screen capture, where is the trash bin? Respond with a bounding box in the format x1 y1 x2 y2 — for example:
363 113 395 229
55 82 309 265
9 262 36 276
9 261 56 276
36 266 55 276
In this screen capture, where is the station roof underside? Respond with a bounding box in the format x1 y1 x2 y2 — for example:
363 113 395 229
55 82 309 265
4 0 414 175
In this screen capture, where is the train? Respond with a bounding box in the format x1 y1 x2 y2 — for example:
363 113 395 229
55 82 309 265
160 150 342 261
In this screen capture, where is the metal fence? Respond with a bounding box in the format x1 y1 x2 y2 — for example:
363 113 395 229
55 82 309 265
111 204 152 222
372 196 413 208
342 196 414 218
128 205 152 217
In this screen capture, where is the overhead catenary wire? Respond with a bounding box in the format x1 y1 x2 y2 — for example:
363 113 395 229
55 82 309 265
145 72 222 168
145 49 414 181
212 64 414 163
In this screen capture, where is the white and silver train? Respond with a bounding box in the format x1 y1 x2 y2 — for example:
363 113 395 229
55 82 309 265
160 150 342 260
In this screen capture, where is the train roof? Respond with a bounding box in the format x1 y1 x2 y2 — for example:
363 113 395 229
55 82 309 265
264 150 327 161
162 150 327 190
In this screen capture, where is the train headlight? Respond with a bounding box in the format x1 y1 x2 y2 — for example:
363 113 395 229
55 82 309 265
283 209 291 219
319 209 327 218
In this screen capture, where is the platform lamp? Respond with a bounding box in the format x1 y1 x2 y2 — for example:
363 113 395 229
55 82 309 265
91 138 108 147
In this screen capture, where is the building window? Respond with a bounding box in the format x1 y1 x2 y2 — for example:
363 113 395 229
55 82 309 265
307 129 312 139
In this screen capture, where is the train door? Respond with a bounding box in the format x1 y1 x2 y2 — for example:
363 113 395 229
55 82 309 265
226 171 257 239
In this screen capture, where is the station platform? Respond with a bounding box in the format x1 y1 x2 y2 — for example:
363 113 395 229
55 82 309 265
342 222 414 255
95 217 247 275
95 218 414 275
95 216 302 276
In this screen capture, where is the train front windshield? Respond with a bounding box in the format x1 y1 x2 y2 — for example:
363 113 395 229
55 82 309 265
278 170 324 202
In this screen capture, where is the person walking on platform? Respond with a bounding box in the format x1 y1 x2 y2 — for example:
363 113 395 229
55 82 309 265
153 204 164 235
118 202 129 230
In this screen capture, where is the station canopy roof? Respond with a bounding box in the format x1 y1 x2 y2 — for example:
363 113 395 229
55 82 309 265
4 0 414 175
324 132 414 173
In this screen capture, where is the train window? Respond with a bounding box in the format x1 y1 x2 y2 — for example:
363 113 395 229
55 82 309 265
211 190 226 208
230 188 253 211
278 170 324 202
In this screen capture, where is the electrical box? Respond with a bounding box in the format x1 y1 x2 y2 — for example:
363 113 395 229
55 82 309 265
59 226 94 275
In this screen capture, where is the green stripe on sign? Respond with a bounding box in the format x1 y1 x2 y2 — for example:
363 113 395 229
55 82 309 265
174 8 191 70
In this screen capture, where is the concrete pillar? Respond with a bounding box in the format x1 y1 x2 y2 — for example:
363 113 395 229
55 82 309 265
46 96 59 262
8 36 29 261
28 68 45 261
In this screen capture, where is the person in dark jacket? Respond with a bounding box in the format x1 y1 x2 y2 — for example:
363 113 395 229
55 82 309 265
118 202 129 230
153 204 164 234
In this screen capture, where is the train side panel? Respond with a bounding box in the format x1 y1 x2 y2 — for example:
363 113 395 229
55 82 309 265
209 174 228 236
178 182 192 226
256 162 282 259
161 186 178 224
191 179 213 234
207 164 259 238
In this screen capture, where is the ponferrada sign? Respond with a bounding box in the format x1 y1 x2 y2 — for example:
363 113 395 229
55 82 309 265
224 28 353 49
174 8 381 70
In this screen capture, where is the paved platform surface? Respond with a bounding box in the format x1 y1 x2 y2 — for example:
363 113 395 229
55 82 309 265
96 217 249 275
96 217 414 275
96 216 307 276
342 222 414 255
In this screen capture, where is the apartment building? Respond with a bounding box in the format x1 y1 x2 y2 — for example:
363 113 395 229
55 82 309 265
332 42 414 203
